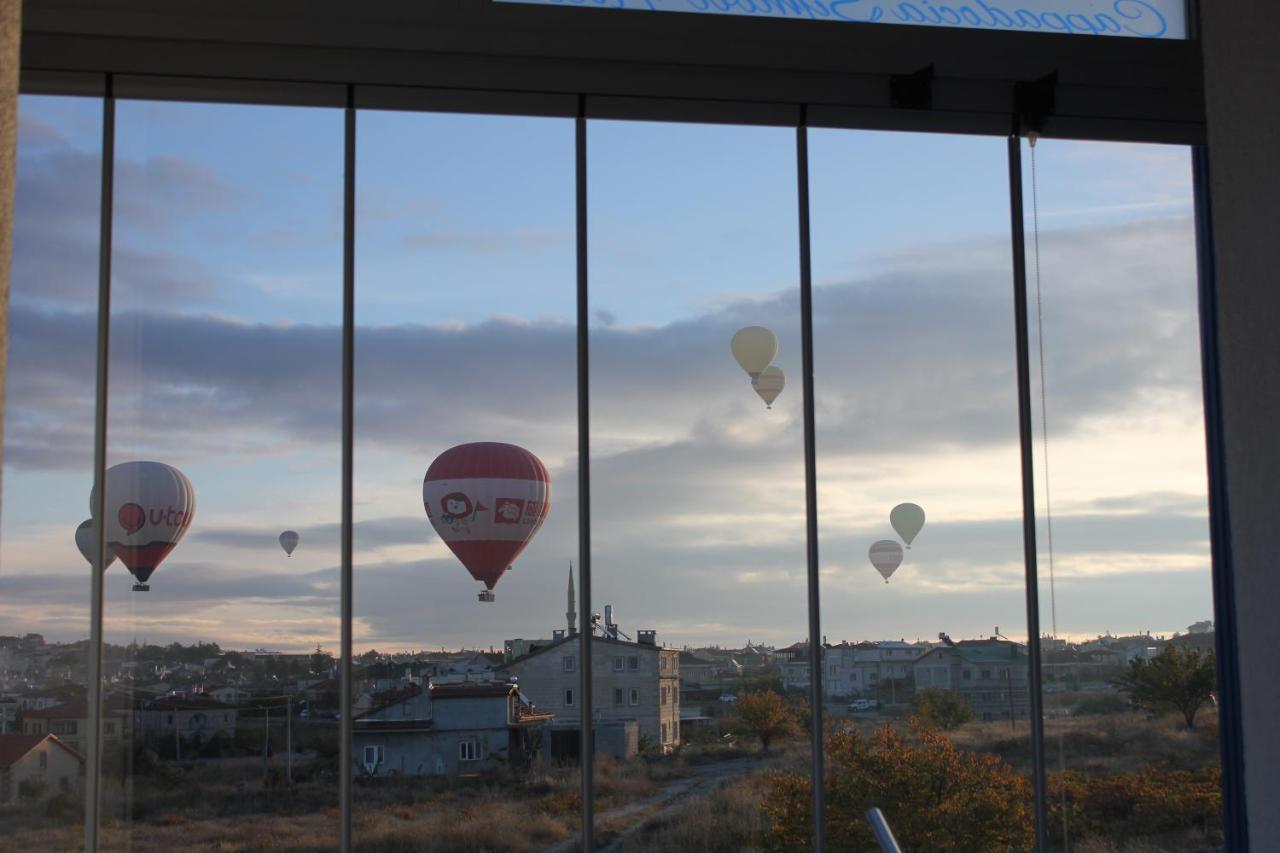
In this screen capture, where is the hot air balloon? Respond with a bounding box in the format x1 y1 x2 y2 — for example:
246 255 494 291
731 326 778 385
92 461 195 592
869 539 903 584
890 503 926 548
423 442 551 603
279 530 300 557
75 519 116 571
754 365 785 409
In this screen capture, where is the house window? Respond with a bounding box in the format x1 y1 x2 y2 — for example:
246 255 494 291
628 656 639 670
629 688 640 706
564 689 574 707
981 669 991 680
459 739 480 761
613 657 625 672
661 723 668 742
39 752 47 770
563 655 576 672
963 669 972 680
614 688 624 706
363 745 383 767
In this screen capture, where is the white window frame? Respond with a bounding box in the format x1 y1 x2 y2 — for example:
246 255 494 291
629 688 640 706
459 738 480 761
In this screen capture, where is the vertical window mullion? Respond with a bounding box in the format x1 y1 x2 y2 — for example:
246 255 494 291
575 94 594 853
339 84 356 853
795 108 826 852
85 72 116 853
1006 132 1048 851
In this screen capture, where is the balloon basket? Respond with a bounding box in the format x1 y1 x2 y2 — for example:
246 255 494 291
132 583 150 592
478 590 495 603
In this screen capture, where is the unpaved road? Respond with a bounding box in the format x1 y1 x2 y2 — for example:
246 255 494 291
545 757 762 853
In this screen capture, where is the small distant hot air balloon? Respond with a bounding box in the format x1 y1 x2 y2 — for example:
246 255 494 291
754 365 785 409
279 530 300 557
75 519 116 572
92 461 195 592
731 326 778 385
869 539 904 584
890 503 926 548
423 442 551 603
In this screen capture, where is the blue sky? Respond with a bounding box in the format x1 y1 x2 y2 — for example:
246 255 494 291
0 94 1208 653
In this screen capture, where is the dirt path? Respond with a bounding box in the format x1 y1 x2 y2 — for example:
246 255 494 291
545 757 761 853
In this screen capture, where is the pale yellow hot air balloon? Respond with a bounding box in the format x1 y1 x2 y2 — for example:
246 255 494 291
731 326 778 384
754 365 785 409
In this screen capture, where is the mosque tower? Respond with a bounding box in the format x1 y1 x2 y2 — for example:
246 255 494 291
567 563 577 636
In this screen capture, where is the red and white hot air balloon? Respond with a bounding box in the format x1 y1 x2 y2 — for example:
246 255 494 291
423 442 551 602
92 460 195 591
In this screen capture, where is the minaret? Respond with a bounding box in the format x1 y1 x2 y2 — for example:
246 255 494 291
567 562 577 636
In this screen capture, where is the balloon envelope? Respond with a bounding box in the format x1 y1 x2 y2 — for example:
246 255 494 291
869 539 904 583
890 503 926 547
75 519 116 571
92 461 195 586
423 442 551 591
754 365 785 408
279 530 300 556
731 326 778 379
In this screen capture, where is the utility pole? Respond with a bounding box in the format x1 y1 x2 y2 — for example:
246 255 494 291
286 695 293 785
263 705 270 783
175 714 181 764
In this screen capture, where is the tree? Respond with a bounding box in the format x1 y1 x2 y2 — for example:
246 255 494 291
1116 644 1215 729
732 690 801 752
912 687 974 731
764 722 1033 851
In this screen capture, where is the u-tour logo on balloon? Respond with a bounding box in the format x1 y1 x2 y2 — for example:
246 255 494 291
91 460 196 592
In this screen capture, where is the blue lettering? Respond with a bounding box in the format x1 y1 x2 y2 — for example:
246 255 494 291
1014 8 1041 27
1095 12 1122 32
1114 0 1168 37
919 0 945 24
1065 12 1099 32
1040 11 1068 29
958 5 983 24
830 0 884 21
936 4 962 24
976 0 1013 26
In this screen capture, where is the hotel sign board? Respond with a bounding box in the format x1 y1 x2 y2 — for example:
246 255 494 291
494 0 1185 39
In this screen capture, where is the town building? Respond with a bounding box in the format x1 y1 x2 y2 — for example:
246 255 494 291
498 633 680 755
352 681 551 777
913 639 1030 723
0 734 83 804
135 695 237 747
824 641 927 703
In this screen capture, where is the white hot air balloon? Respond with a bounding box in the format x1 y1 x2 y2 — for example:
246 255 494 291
93 461 195 592
731 326 778 384
75 519 116 572
869 539 904 584
890 503 926 548
754 365 785 409
279 530 300 557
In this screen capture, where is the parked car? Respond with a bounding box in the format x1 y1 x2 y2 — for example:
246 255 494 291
847 698 878 712
718 694 737 703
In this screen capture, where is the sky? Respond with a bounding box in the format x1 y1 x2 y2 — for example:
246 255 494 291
0 95 1211 654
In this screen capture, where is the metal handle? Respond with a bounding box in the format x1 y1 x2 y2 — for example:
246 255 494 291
866 807 904 853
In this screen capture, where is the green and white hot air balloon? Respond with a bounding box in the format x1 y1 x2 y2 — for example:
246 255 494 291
890 503 926 549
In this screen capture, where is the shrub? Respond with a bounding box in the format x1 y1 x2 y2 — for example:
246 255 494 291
912 687 974 731
731 690 801 752
1072 694 1132 716
764 721 1034 851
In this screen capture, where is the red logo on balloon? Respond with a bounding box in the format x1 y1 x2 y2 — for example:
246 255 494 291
118 503 146 535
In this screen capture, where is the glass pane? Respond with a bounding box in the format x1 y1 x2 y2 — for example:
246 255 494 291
495 0 1185 39
809 129 1035 848
103 100 343 847
587 119 811 848
1022 139 1221 850
352 111 580 848
0 94 102 846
